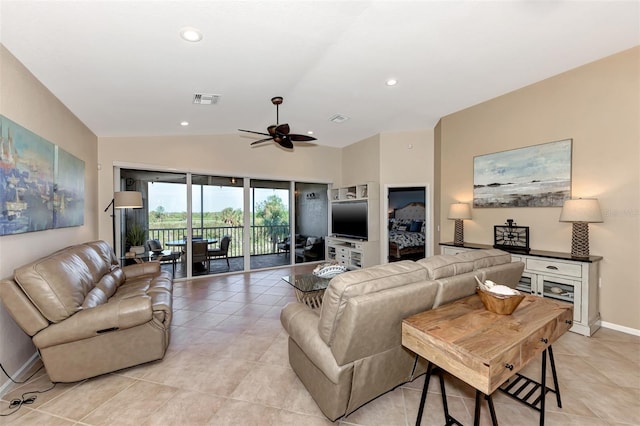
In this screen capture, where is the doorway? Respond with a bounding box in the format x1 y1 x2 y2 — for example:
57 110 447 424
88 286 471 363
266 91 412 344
384 185 430 263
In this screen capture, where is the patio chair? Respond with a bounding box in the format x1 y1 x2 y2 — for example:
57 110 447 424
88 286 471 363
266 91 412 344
146 239 180 277
208 235 231 270
190 240 210 273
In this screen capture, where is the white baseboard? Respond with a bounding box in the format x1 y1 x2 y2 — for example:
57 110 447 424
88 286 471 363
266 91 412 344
600 321 640 337
0 352 40 395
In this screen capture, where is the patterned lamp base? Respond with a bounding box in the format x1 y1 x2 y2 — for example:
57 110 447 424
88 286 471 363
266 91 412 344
453 219 464 246
571 222 590 258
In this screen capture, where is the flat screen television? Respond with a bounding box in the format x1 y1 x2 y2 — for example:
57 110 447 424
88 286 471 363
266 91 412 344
331 201 368 240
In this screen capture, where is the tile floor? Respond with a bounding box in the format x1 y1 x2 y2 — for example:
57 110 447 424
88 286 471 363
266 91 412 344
1 266 639 425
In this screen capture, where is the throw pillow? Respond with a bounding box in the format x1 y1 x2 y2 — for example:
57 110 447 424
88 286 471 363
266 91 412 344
409 221 423 232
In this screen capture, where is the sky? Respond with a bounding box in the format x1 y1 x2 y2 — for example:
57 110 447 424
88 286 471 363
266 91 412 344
148 182 289 213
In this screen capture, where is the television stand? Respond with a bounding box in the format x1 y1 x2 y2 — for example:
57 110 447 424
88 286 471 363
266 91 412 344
326 236 379 270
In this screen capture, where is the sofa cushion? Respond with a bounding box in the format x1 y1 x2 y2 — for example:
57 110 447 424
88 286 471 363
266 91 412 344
416 255 474 280
318 261 426 345
14 251 95 323
456 249 511 269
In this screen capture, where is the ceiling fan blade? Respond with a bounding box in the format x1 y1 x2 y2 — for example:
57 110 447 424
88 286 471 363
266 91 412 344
250 137 275 146
267 125 277 135
288 134 317 142
275 123 290 135
277 137 294 149
239 129 270 136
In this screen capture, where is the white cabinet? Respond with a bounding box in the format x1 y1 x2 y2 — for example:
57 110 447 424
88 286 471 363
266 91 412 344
328 182 380 266
327 237 379 270
330 183 375 201
440 243 602 336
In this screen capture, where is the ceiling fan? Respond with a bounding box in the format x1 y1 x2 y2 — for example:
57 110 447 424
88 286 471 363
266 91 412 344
239 96 316 149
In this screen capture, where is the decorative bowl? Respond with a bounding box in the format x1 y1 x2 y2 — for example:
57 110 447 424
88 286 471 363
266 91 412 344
476 288 525 315
313 264 347 278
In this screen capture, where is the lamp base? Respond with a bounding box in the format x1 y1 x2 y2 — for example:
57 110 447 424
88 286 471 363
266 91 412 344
453 219 464 246
571 222 590 258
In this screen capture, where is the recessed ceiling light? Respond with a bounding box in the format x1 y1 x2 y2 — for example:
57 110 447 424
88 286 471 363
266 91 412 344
180 121 189 126
386 79 398 86
307 131 314 135
180 27 203 42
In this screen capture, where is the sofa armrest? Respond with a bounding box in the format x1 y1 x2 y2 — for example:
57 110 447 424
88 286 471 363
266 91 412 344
33 296 153 349
280 302 348 384
0 279 49 336
122 262 161 279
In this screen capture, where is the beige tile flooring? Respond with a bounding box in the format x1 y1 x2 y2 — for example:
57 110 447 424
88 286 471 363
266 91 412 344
1 265 639 425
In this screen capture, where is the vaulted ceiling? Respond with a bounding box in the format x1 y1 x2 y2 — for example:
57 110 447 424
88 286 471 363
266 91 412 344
1 1 638 147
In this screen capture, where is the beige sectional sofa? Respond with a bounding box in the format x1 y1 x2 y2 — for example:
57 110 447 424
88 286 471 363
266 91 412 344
0 240 173 383
280 249 524 421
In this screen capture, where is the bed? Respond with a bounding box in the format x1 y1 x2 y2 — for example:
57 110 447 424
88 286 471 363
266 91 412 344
388 202 426 260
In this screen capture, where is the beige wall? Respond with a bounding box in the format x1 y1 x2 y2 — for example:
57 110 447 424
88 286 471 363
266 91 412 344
380 130 436 256
97 135 342 244
439 47 640 331
0 46 98 388
340 134 380 186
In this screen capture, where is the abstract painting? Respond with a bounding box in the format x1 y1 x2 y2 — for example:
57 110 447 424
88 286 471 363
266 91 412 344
0 115 85 235
54 147 85 228
473 139 572 208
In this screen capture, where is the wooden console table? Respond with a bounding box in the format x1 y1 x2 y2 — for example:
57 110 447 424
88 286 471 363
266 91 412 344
402 294 573 425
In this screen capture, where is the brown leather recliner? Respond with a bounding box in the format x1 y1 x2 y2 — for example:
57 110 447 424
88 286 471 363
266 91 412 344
0 240 173 383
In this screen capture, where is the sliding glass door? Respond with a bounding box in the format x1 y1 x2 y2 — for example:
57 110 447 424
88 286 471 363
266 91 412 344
117 168 328 278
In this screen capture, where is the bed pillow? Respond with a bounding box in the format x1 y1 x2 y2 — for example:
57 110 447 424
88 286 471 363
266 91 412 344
409 220 423 232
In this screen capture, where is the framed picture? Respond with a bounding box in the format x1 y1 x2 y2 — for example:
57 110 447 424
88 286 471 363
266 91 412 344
474 139 572 208
493 224 530 252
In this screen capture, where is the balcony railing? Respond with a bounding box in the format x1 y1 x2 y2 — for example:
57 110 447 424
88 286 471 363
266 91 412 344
148 225 290 257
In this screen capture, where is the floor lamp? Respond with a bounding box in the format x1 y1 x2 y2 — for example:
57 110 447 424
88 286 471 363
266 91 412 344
104 191 143 253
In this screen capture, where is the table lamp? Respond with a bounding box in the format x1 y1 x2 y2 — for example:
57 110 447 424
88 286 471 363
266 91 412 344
448 203 472 246
559 198 602 258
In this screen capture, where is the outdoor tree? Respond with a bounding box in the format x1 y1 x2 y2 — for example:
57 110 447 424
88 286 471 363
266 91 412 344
152 205 165 220
255 195 289 246
220 207 243 226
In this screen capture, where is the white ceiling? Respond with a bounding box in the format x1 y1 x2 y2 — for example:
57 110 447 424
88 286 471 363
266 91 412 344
1 1 638 148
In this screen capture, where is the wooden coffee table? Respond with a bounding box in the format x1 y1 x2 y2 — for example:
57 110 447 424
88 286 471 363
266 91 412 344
282 273 332 309
402 294 573 425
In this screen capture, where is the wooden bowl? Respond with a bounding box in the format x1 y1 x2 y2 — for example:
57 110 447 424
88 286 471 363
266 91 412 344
476 288 525 315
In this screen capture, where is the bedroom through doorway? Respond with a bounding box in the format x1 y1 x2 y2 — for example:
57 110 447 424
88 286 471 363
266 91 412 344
386 186 427 262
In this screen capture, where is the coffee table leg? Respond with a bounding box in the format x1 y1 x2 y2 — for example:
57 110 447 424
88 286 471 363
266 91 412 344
415 362 434 426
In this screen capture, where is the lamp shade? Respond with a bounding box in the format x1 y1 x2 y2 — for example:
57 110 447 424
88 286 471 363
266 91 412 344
559 199 602 223
114 191 143 209
448 203 472 220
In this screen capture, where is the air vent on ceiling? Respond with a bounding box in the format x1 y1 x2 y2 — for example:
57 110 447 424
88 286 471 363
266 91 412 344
193 93 221 105
328 114 350 123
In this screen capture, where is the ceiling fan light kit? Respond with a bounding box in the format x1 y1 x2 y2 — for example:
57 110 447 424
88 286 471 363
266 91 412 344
239 97 317 149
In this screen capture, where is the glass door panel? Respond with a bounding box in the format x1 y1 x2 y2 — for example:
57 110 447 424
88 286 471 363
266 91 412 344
250 179 290 270
120 169 187 278
294 182 328 264
192 175 244 275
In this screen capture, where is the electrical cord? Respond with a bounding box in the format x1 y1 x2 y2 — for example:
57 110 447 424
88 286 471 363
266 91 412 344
0 361 56 417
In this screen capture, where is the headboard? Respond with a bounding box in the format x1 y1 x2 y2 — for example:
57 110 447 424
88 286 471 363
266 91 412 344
394 202 425 222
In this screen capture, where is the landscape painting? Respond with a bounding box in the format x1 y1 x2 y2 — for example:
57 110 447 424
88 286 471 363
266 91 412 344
473 139 572 208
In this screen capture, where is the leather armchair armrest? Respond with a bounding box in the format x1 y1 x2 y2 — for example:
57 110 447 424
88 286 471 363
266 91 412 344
280 302 348 384
33 296 153 349
122 262 161 279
